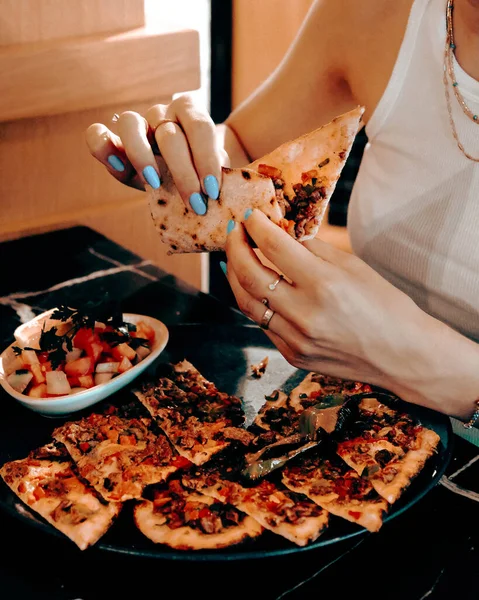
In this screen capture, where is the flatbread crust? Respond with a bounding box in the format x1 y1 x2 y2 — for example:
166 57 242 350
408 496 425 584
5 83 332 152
282 454 388 533
53 413 177 502
149 161 281 254
0 445 121 550
134 481 263 550
148 108 364 253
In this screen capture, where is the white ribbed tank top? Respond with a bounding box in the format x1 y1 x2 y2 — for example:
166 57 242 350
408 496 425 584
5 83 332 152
348 0 479 441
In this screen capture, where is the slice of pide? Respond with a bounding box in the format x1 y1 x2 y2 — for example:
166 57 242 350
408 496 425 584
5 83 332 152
0 444 121 550
134 479 263 550
182 459 328 547
282 453 388 533
52 413 178 502
249 106 364 240
251 389 299 436
336 398 441 504
134 361 252 466
148 108 364 253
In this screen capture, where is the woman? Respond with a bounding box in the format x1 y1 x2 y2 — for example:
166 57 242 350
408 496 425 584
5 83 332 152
86 0 479 434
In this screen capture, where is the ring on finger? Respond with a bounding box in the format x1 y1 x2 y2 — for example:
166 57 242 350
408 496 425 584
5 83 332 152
260 307 275 330
268 274 284 292
152 118 179 131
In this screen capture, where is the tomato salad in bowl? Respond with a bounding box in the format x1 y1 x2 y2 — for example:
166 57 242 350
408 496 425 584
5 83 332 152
0 305 169 416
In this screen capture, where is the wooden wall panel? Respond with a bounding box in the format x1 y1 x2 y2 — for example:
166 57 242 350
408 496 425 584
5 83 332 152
0 0 145 45
232 0 314 107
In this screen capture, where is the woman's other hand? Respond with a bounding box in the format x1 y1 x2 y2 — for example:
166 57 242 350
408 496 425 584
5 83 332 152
85 95 228 215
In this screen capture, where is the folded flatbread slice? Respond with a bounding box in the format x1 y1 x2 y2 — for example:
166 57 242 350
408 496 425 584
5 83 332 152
148 107 364 253
53 413 178 502
134 479 263 550
0 444 121 550
282 453 388 533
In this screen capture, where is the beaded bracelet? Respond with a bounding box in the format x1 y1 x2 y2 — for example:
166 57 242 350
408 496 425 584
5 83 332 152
463 400 479 429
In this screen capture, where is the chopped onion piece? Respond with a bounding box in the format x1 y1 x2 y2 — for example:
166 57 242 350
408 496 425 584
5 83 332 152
46 371 71 396
95 362 120 374
3 353 24 377
65 348 82 363
136 345 151 360
7 371 33 393
69 387 85 395
94 373 114 385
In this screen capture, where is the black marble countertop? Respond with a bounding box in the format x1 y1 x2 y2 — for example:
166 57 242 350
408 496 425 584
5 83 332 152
1 227 478 600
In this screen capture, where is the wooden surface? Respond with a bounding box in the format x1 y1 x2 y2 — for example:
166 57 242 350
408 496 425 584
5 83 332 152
232 0 314 107
0 28 200 122
0 0 145 45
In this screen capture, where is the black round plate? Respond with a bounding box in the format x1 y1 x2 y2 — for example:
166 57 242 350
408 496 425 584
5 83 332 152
0 324 453 561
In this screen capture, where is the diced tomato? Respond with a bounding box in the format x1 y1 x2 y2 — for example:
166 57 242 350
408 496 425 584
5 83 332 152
119 434 137 446
79 442 90 453
78 375 94 389
118 356 133 373
112 343 136 361
348 511 362 520
198 507 212 519
30 363 46 385
73 328 95 350
67 376 81 387
104 404 116 415
171 456 193 469
301 169 318 182
33 486 46 500
37 352 50 364
28 383 48 398
64 357 94 377
41 361 53 373
257 163 282 179
18 482 27 494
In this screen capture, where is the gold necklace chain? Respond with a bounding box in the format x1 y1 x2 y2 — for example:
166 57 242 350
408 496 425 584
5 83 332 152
443 0 479 162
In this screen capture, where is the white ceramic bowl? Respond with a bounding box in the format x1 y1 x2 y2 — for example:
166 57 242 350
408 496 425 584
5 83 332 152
0 310 169 417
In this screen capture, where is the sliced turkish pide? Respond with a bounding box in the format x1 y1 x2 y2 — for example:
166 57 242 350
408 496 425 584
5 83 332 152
52 413 178 502
182 460 329 547
0 444 121 550
336 398 441 504
282 452 388 533
251 389 299 437
134 479 263 550
133 362 252 466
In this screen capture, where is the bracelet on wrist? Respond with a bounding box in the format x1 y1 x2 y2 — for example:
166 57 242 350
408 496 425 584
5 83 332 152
463 399 479 429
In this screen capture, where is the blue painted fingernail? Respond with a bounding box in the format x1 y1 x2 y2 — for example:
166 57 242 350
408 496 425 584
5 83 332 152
190 192 207 215
143 165 161 189
227 219 235 235
204 175 219 200
244 208 253 220
107 155 125 172
219 261 227 276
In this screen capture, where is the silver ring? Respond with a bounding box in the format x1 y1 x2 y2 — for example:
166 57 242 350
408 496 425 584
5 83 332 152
112 113 120 123
260 307 275 330
268 275 284 292
153 118 178 131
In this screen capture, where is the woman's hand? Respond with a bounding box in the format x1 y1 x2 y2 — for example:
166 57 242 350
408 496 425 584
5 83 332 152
85 95 229 215
224 209 479 419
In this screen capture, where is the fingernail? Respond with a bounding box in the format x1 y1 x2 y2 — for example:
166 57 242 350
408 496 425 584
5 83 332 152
219 261 227 276
204 175 219 200
107 155 125 172
227 219 235 235
143 165 161 189
244 208 253 220
190 192 207 215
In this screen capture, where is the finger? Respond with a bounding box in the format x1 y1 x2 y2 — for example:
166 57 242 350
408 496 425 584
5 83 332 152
116 111 161 191
168 95 223 200
225 221 305 323
227 262 300 341
243 210 329 286
85 123 144 189
147 104 207 215
303 237 352 268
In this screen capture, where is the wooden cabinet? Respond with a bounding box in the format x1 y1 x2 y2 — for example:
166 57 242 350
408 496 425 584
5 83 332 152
0 0 204 289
